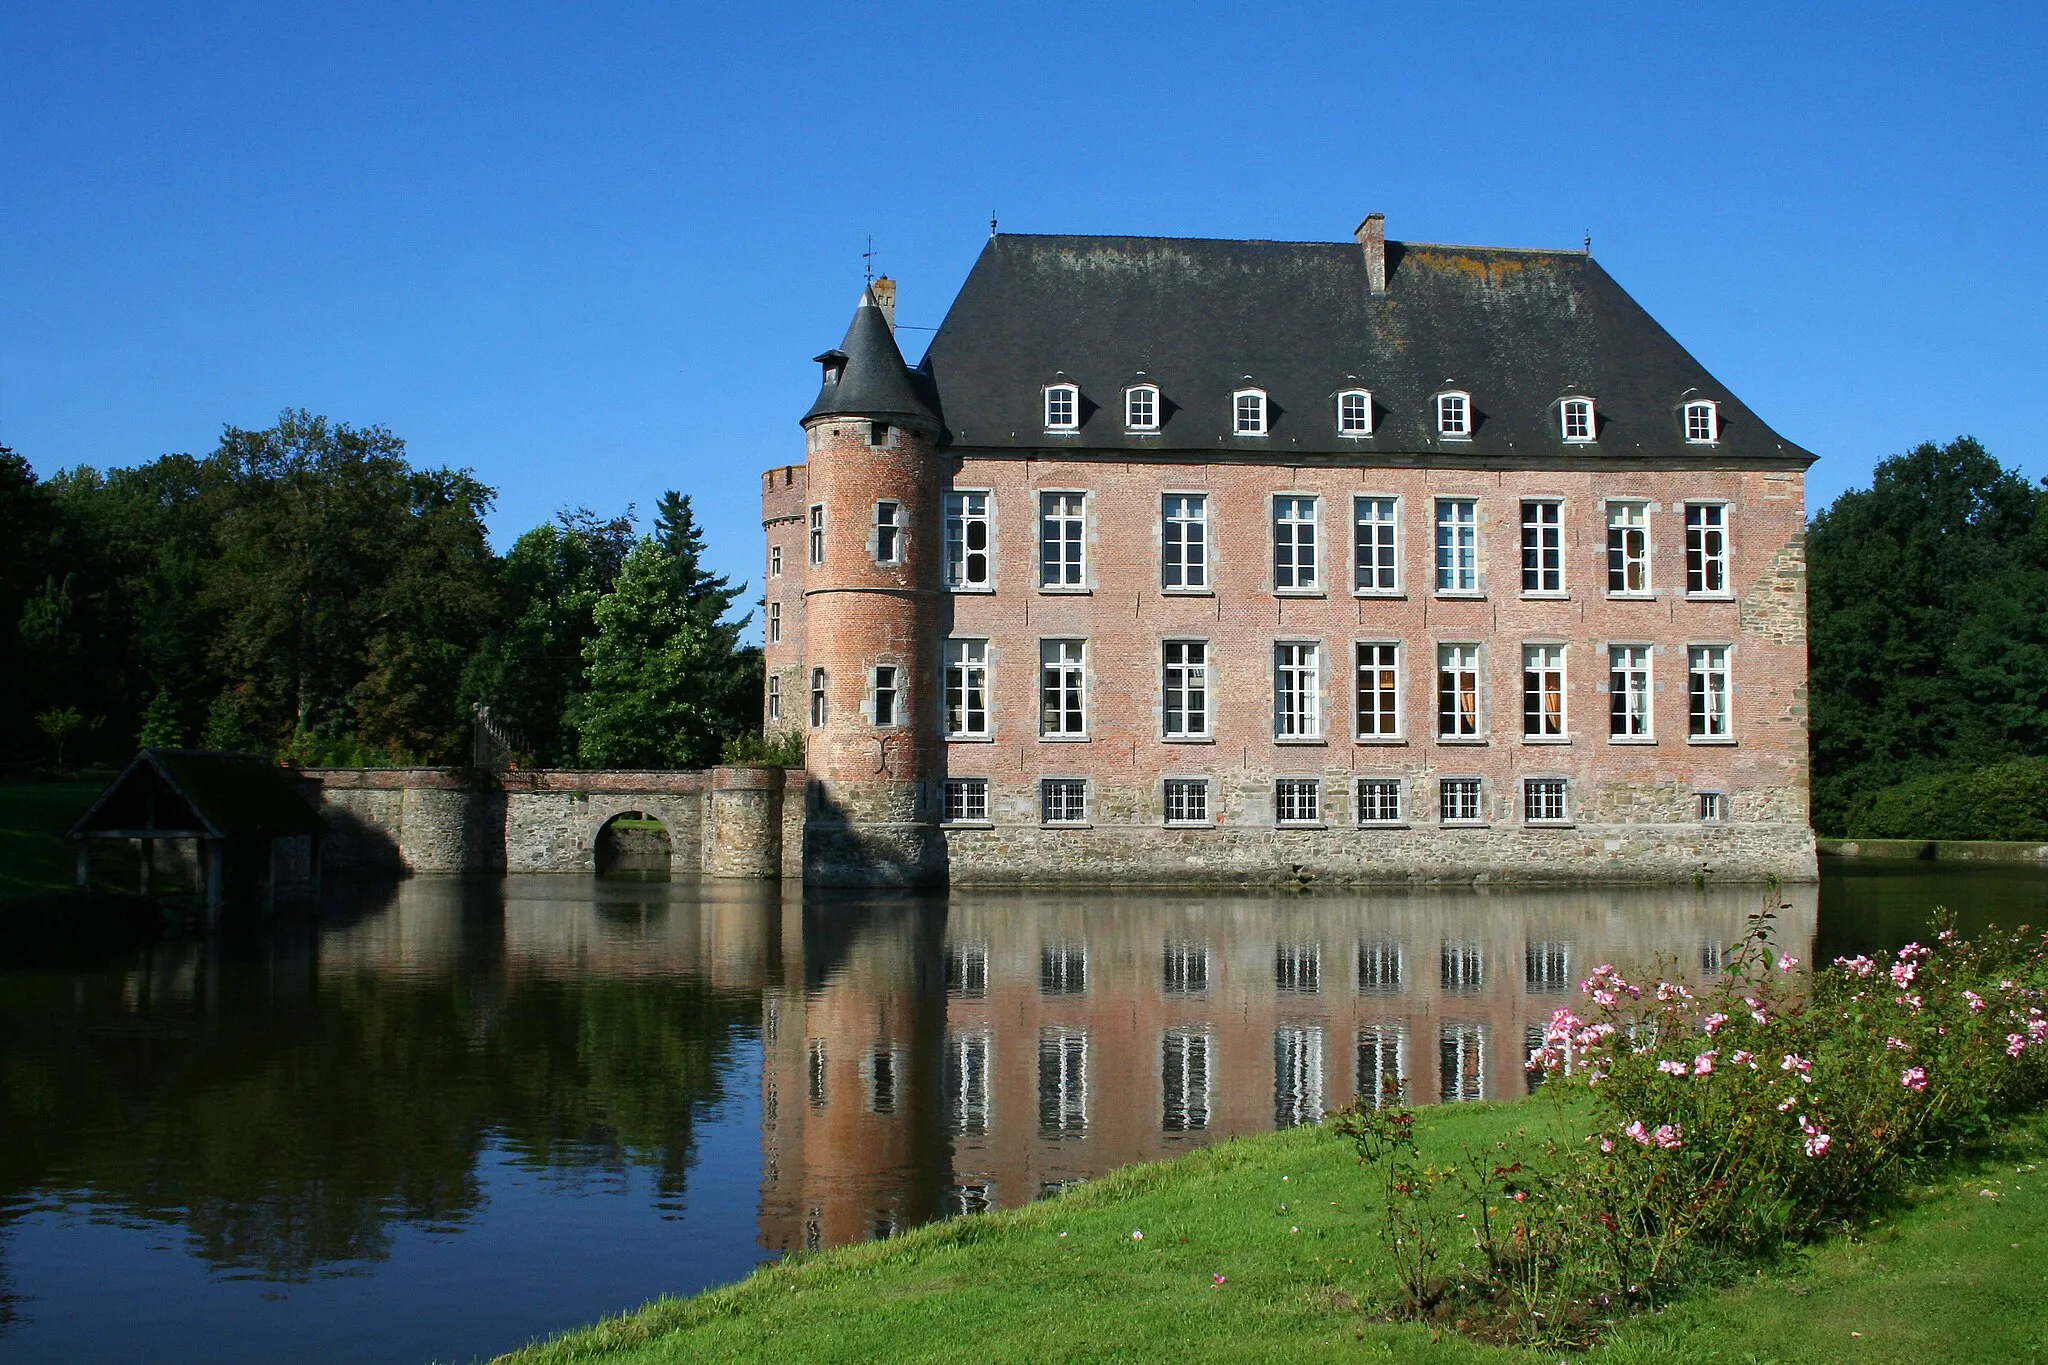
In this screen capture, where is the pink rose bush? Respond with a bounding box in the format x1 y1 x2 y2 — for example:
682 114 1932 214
1337 905 2048 1348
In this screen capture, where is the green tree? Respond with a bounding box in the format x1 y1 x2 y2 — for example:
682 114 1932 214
1808 437 2048 832
34 707 85 766
652 491 761 744
138 687 186 748
573 538 723 768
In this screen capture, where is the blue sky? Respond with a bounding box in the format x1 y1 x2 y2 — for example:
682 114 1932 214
3 1 2043 605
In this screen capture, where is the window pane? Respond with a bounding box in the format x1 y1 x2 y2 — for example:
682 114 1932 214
1353 497 1397 591
1435 499 1477 592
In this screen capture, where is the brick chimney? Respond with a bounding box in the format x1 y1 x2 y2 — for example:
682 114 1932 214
1355 214 1387 297
871 276 897 330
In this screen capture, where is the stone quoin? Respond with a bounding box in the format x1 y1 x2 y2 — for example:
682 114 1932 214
763 218 1818 888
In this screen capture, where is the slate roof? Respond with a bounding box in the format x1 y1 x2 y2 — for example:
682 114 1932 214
909 233 1814 465
68 749 327 841
803 285 939 428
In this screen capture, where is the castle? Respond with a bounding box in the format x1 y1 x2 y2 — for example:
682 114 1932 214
762 217 1817 888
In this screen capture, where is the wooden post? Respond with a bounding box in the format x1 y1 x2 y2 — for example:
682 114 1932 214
140 838 155 897
204 839 223 930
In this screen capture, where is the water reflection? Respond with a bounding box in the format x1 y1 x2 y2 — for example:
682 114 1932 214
0 875 1854 1363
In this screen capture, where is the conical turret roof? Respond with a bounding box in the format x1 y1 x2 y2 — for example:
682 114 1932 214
802 286 937 428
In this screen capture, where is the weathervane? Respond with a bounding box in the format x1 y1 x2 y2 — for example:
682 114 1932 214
863 236 875 284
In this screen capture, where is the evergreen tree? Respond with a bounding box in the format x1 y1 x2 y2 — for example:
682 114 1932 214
651 491 763 745
139 687 186 748
573 538 721 768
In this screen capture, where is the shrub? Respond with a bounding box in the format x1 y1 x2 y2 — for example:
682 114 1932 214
719 729 804 767
1844 757 2048 841
1334 903 2048 1347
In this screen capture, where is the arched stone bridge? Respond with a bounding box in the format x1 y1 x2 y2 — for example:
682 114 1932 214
301 768 805 878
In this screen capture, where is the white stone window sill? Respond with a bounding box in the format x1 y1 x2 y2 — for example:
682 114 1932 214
1162 735 1215 744
1042 821 1092 830
1274 736 1327 746
1357 822 1411 831
950 585 997 595
1687 736 1739 747
1274 589 1327 599
1277 823 1327 831
1354 736 1408 746
1441 821 1491 829
1520 592 1571 601
1037 586 1092 595
1684 593 1737 603
1435 736 1489 746
1521 735 1572 746
946 734 995 744
1608 735 1657 746
1162 587 1214 597
1434 591 1486 601
1525 821 1576 830
1039 734 1092 743
942 821 994 830
1606 593 1655 602
1353 589 1406 599
1164 821 1215 830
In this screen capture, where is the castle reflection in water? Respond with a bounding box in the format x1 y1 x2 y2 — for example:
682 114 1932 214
331 880 1807 1260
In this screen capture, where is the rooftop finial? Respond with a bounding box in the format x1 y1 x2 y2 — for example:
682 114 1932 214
1584 230 1592 254
863 236 875 285
990 210 998 239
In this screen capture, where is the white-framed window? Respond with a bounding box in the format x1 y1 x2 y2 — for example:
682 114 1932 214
1234 387 1268 435
946 1030 991 1137
1274 641 1321 738
1439 1023 1487 1103
807 1037 828 1107
1040 639 1086 736
767 675 781 722
945 491 992 589
946 940 990 997
808 504 825 566
1520 500 1562 594
1037 1026 1089 1138
1356 642 1400 738
1044 382 1079 431
1606 501 1650 595
1523 777 1569 824
770 545 782 577
1273 495 1318 590
1697 790 1726 823
1274 1025 1326 1128
1434 498 1479 593
1608 644 1653 739
1039 491 1085 588
1276 939 1322 993
1041 778 1088 825
1436 644 1481 738
874 501 901 563
1354 496 1399 593
1356 777 1403 825
1357 939 1404 991
1337 388 1373 436
1688 645 1731 738
945 639 989 738
1041 942 1087 994
1162 494 1208 590
1442 939 1486 990
1436 391 1471 438
1161 1028 1213 1133
1356 1025 1407 1110
1526 940 1573 992
1686 503 1730 596
1559 397 1595 442
1522 644 1566 738
1163 940 1209 993
1439 776 1483 823
1164 778 1210 826
1162 640 1209 738
1684 399 1719 444
942 777 989 824
1275 778 1321 825
809 667 827 727
872 666 900 726
768 600 781 643
1126 384 1160 432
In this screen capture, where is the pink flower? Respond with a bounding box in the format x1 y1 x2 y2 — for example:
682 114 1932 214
1592 989 1618 1007
1703 1012 1730 1036
1898 994 1924 1012
1777 953 1800 972
1658 1059 1689 1076
1900 942 1929 961
1623 1120 1652 1147
1901 1066 1928 1092
1799 1115 1831 1158
1599 1137 1615 1153
1653 1124 1684 1151
1964 990 1987 1012
1781 1053 1812 1076
1693 1051 1718 1075
1890 959 1918 988
1777 1097 1798 1113
1834 955 1877 978
1732 1049 1756 1067
2009 1034 2029 1058
2029 1019 2048 1044
1885 1036 1910 1051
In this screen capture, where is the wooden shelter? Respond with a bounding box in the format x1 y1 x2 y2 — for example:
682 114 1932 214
67 749 328 924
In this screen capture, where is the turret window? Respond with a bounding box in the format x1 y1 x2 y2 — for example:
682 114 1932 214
768 601 781 643
767 675 781 722
1436 392 1471 438
809 669 828 727
808 505 825 566
1044 383 1079 431
1126 385 1160 431
872 667 900 727
1337 389 1373 435
874 501 901 564
1559 398 1594 442
1684 400 1719 444
1234 388 1268 436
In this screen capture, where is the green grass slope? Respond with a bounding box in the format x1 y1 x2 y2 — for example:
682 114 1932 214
0 780 103 898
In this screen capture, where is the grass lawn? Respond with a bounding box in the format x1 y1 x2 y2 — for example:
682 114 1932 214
0 779 106 899
488 1103 2048 1365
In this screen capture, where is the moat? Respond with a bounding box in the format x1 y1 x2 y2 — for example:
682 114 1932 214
3 865 2045 1365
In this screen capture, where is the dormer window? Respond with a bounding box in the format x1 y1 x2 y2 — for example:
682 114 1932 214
1234 388 1268 436
1436 391 1471 438
1336 388 1373 436
1559 397 1595 443
1126 384 1160 432
1684 400 1719 444
815 349 846 386
1044 383 1079 432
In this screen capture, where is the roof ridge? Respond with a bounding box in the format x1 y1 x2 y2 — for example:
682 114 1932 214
994 233 1587 257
